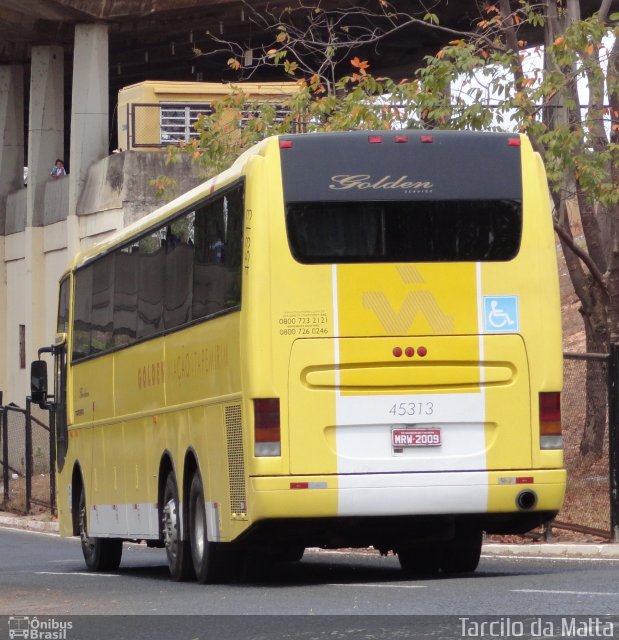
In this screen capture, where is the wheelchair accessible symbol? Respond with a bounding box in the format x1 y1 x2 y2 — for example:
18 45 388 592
483 296 519 332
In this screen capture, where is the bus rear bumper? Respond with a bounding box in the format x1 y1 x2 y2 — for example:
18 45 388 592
249 469 566 520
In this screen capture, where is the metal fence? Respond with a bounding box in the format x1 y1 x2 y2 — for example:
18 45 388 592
0 398 55 515
127 101 297 149
128 102 214 148
554 352 613 539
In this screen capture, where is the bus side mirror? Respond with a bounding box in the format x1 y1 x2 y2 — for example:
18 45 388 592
31 360 48 405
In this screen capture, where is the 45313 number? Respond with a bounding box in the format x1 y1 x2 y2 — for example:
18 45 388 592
389 401 434 417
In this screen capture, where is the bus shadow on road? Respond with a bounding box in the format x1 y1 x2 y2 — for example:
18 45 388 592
217 554 526 587
107 551 527 586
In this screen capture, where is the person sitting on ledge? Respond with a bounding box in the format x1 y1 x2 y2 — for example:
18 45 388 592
50 158 66 178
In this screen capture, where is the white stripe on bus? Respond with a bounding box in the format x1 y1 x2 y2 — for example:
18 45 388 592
337 471 489 516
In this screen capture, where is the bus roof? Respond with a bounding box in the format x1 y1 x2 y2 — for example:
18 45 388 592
69 130 528 272
278 130 525 203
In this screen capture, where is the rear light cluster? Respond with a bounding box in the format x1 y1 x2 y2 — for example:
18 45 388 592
279 134 521 148
539 392 562 450
392 346 427 358
254 398 281 457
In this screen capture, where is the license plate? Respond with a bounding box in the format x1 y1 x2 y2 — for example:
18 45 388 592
392 428 441 447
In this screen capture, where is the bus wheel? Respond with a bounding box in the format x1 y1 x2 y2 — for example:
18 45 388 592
78 488 122 572
188 471 230 583
440 530 483 574
279 545 305 563
397 542 441 576
162 472 193 581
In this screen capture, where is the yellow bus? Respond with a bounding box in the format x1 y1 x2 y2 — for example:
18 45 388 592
32 130 565 582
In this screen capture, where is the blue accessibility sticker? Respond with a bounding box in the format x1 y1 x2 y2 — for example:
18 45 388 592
483 296 519 333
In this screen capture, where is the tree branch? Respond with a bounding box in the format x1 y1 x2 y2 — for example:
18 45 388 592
554 220 608 294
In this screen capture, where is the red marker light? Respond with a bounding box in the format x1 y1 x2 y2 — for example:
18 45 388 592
417 346 428 357
290 482 309 490
393 347 403 357
279 140 293 149
368 135 383 144
405 347 415 357
394 135 408 143
420 135 433 143
508 137 521 146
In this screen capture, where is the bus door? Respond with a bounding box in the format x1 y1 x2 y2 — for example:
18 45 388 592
54 276 70 472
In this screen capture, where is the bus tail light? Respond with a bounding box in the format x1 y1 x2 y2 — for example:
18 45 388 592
539 392 562 449
254 398 281 457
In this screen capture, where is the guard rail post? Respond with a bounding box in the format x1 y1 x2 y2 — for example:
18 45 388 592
2 402 8 508
608 343 619 542
49 409 57 516
25 398 33 513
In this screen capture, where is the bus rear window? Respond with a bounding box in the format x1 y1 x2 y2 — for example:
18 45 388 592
286 200 521 263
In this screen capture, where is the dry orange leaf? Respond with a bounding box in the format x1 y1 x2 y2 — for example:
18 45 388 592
350 56 370 74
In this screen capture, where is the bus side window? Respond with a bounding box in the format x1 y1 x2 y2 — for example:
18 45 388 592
192 185 243 320
137 230 165 339
113 244 138 347
57 277 70 335
73 268 93 360
163 213 194 329
90 253 114 355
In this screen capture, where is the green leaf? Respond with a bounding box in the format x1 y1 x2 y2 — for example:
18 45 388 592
283 60 298 75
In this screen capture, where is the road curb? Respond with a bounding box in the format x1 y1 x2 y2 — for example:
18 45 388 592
0 513 59 534
1 514 618 558
483 542 619 559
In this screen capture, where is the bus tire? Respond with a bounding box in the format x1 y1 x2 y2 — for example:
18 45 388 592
78 487 122 572
162 472 193 581
188 471 230 583
440 530 483 574
397 542 441 575
279 545 305 562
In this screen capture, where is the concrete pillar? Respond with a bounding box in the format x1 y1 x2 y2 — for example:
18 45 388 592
0 65 25 233
27 47 64 227
67 23 109 258
23 46 64 394
0 237 5 399
0 65 24 399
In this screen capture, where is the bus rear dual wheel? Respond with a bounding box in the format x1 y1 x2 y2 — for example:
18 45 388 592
397 530 483 575
162 470 230 583
78 487 123 572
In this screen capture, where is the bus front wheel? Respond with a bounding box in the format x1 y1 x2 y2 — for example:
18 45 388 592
78 488 122 572
188 471 230 583
162 472 193 581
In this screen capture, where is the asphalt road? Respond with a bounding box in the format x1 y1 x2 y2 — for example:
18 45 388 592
1 527 619 639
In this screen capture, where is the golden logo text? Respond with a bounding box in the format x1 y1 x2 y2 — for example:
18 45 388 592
329 174 433 191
